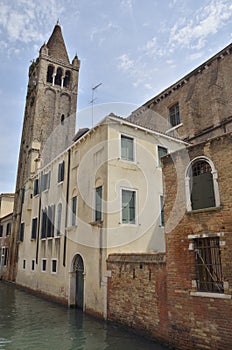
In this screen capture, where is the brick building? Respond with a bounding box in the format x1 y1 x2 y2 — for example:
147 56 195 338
107 44 232 350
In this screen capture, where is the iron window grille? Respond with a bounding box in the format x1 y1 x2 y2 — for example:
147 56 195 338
194 237 224 293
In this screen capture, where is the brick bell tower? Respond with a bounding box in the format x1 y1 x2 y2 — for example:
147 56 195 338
8 22 80 280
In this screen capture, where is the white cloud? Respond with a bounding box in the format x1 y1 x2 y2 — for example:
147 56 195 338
169 0 232 50
90 21 119 46
117 54 135 72
0 0 68 47
120 0 134 14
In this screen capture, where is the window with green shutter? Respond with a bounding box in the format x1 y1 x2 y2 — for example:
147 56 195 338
95 186 102 222
122 189 136 224
121 135 134 161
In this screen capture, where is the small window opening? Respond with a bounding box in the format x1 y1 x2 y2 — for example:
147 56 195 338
55 67 63 86
47 65 54 83
61 114 65 125
63 70 71 88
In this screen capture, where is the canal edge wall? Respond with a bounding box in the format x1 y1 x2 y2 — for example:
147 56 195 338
107 252 232 350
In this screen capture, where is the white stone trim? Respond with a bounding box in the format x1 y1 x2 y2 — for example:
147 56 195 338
185 156 220 211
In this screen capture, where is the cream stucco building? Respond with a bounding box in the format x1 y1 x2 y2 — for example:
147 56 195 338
16 114 186 317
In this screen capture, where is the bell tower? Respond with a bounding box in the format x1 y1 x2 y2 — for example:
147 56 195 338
8 23 80 280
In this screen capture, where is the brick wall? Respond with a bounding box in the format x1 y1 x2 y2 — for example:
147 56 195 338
107 253 168 345
163 133 232 350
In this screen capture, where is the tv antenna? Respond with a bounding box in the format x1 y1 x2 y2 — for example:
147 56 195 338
90 83 102 127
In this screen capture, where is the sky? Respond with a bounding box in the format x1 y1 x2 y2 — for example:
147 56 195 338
0 0 232 193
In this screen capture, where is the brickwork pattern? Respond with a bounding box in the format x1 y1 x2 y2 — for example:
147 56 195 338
107 253 168 344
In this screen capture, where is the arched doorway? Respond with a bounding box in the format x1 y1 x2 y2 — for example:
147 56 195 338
73 254 84 309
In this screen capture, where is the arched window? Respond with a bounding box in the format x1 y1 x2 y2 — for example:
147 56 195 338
63 70 71 88
55 67 63 86
47 65 54 83
185 157 220 211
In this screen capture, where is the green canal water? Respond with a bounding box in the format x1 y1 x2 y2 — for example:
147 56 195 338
0 282 169 350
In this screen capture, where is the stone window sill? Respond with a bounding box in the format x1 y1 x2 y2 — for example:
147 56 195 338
186 206 222 215
190 291 231 299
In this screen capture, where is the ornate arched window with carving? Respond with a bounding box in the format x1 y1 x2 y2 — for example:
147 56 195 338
185 157 220 211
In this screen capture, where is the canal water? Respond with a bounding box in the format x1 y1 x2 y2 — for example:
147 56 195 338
0 282 168 350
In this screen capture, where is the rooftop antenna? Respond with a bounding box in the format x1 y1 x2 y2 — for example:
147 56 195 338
90 83 102 127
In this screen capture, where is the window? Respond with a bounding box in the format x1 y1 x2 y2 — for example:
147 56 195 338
122 190 136 224
31 259 35 271
47 65 54 83
160 195 164 227
169 103 180 127
58 161 65 182
186 157 219 212
194 237 224 293
55 67 63 86
33 179 39 196
158 146 168 167
41 172 50 192
56 203 62 236
6 223 11 236
95 186 102 222
41 209 47 239
31 218 37 240
63 70 71 88
190 160 215 210
42 259 47 272
19 222 24 242
121 135 134 162
0 225 3 237
23 259 26 270
47 205 55 238
2 248 8 266
71 196 77 226
51 259 57 274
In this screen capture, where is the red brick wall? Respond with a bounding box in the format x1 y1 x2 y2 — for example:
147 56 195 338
163 133 232 350
107 253 168 345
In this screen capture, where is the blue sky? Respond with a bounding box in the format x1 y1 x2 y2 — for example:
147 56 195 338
0 0 232 193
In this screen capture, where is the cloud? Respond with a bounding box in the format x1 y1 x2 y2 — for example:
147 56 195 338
169 0 232 50
90 21 119 46
120 0 134 15
0 0 70 48
117 54 135 72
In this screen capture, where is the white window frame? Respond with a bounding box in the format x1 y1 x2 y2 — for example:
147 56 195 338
185 156 220 212
120 188 137 225
95 186 103 222
41 258 47 272
71 195 78 226
120 134 136 163
51 258 58 274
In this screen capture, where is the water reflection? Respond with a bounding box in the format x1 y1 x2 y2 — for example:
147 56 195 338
0 282 168 350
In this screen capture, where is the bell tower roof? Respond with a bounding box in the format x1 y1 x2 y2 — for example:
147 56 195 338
46 22 70 63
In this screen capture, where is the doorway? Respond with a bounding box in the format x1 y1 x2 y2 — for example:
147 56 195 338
73 254 84 309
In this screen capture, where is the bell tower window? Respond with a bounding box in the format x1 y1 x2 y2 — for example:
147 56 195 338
63 70 71 88
55 67 63 86
47 65 54 83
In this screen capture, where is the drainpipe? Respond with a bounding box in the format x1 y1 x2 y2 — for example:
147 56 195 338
63 149 71 267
